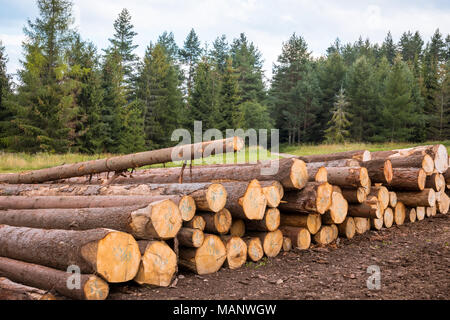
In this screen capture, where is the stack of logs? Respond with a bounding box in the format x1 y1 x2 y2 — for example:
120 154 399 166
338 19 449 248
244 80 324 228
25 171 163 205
0 139 448 300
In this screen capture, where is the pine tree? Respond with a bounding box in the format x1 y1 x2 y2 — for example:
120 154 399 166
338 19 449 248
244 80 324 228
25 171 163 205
157 31 179 61
324 87 351 143
210 35 229 74
217 58 240 131
117 100 146 153
180 29 202 99
381 31 397 64
0 41 13 148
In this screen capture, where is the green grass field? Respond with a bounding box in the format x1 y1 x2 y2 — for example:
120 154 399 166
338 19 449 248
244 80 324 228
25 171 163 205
0 140 448 173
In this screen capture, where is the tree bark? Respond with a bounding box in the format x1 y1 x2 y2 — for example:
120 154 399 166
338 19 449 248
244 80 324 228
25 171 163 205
197 209 232 235
347 199 382 219
219 236 247 270
425 173 446 192
305 164 328 182
246 208 280 232
0 201 182 240
0 137 244 184
388 154 434 175
325 167 371 190
279 182 333 214
177 228 204 248
360 159 393 184
246 230 283 258
387 168 426 191
0 277 56 300
279 226 311 250
298 150 371 163
395 189 436 207
0 225 141 283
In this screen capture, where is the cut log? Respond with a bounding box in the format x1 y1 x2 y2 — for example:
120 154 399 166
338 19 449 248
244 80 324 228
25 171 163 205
279 226 311 250
229 219 245 237
370 217 383 230
183 215 206 231
197 209 232 235
425 206 435 218
396 189 436 207
330 224 338 241
282 237 292 251
178 234 226 275
416 207 426 221
368 186 389 210
325 167 370 191
279 182 333 214
0 201 182 240
406 208 417 223
389 154 434 174
260 180 284 200
244 237 264 262
0 137 244 184
0 277 56 300
387 168 426 191
177 228 204 248
305 165 328 183
332 185 342 193
312 225 334 245
321 191 348 224
280 213 321 235
258 183 282 208
348 199 382 219
306 158 360 168
360 159 393 184
219 236 247 269
0 226 140 283
337 217 355 239
134 241 177 287
394 202 406 225
354 217 369 234
246 208 280 232
425 173 446 192
223 180 267 220
247 230 283 258
341 188 367 203
299 150 371 163
102 158 309 191
437 192 449 214
389 192 397 207
383 207 394 228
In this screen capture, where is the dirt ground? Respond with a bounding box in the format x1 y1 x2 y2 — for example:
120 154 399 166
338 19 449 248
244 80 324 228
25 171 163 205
109 214 450 300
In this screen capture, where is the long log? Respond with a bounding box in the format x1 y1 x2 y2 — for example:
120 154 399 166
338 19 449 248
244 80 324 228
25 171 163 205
177 228 204 248
321 191 348 224
383 207 394 228
337 217 355 239
396 189 436 207
0 137 244 184
348 199 382 219
279 213 321 235
0 225 141 283
387 168 426 191
425 173 446 192
279 226 311 250
134 241 177 287
197 209 232 235
394 202 406 225
341 188 367 204
219 235 247 270
246 208 280 232
247 230 283 258
389 154 434 174
244 237 264 262
360 159 393 184
325 167 370 191
0 277 56 300
298 150 371 163
0 201 182 240
279 182 333 214
305 158 360 168
305 165 328 183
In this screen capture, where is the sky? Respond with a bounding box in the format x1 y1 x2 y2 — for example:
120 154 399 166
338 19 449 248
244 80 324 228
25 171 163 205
1 0 449 81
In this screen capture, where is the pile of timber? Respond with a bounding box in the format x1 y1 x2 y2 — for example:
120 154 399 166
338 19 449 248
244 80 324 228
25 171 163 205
0 140 448 300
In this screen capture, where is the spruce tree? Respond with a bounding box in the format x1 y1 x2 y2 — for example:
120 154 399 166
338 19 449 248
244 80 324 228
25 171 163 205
180 29 202 99
210 35 229 74
217 58 240 131
381 31 397 64
0 41 13 148
324 87 351 143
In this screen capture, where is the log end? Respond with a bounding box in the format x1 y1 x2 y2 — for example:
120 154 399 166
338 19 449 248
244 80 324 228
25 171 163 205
206 184 227 213
179 196 196 222
359 167 371 191
263 185 282 208
290 159 308 190
224 237 247 270
357 187 367 203
230 219 245 237
394 202 406 225
338 217 355 239
150 199 183 239
418 169 426 191
422 154 435 174
296 228 311 250
195 235 227 275
370 218 383 230
246 237 264 262
313 225 334 244
354 217 369 234
307 213 322 235
214 208 232 234
328 191 348 224
428 189 436 207
434 144 449 173
315 167 328 183
185 215 206 231
262 230 283 258
383 207 394 228
316 182 333 214
241 180 267 220
83 276 109 300
282 237 292 251
265 208 281 232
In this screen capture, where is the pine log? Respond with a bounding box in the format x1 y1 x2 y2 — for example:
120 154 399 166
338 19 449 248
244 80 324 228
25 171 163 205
386 168 426 191
222 180 267 220
279 226 311 250
0 201 182 240
219 235 247 269
337 217 356 239
325 167 371 191
383 207 394 228
348 199 382 219
260 180 284 200
280 213 321 235
246 208 280 232
425 206 435 218
298 150 371 163
282 237 292 251
306 158 360 168
416 207 426 221
396 189 436 207
257 181 283 208
330 224 338 241
368 186 390 210
279 182 333 214
99 158 309 191
425 173 446 192
406 208 417 223
177 228 205 248
197 209 232 235
332 185 342 193
229 219 245 237
312 225 334 245
183 215 206 231
321 191 348 224
0 277 56 300
0 225 141 283
370 217 384 230
360 159 393 184
389 192 397 207
305 165 328 183
247 230 283 258
354 217 369 234
244 237 264 262
389 154 434 174
437 192 449 214
178 234 226 275
134 241 177 287
341 188 367 204
0 137 244 184
394 202 406 225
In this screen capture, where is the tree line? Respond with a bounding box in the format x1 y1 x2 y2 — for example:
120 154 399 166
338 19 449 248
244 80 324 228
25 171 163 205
0 0 449 154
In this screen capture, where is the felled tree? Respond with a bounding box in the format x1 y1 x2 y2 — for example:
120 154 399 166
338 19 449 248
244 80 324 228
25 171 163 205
324 87 351 143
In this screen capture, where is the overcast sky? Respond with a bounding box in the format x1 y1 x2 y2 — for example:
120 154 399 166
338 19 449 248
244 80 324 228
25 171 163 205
1 0 449 80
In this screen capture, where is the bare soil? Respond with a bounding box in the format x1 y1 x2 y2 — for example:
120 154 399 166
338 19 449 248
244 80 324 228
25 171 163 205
109 214 450 300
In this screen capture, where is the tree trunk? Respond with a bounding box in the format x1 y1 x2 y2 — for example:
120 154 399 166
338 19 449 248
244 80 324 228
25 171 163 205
246 208 280 232
312 225 334 245
183 215 206 231
0 201 182 240
279 182 333 214
0 137 244 184
394 202 406 225
325 167 370 191
337 217 355 239
279 226 311 250
383 207 394 228
360 159 393 184
246 230 283 258
395 189 436 207
222 180 267 220
388 154 434 175
341 188 366 204
298 150 371 163
0 277 56 300
321 191 348 224
347 199 382 219
134 241 177 287
219 236 247 270
178 234 226 275
177 228 204 248
229 219 245 237
387 168 426 191
0 226 141 283
243 237 264 262
280 213 321 235
425 173 446 192
305 164 328 182
197 209 232 235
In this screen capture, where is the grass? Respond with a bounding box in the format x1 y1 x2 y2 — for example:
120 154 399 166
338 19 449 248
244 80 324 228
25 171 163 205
0 140 448 173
